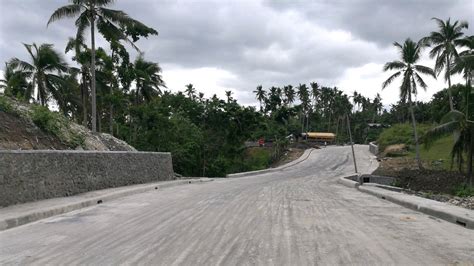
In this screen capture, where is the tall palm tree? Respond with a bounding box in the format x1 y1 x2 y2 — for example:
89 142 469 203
253 85 266 112
9 43 68 106
48 0 158 132
424 17 469 111
133 54 165 104
283 85 295 107
451 36 474 119
297 84 310 132
382 38 436 169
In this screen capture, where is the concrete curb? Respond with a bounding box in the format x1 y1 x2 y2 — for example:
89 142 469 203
227 148 315 178
339 176 474 229
0 178 214 231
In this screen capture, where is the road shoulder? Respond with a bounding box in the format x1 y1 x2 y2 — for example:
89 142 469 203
338 176 474 229
0 178 214 231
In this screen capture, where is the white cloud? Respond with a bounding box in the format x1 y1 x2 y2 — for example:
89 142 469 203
162 64 239 100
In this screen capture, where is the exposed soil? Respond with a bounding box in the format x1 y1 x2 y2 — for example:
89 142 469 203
0 111 68 150
373 157 473 209
271 148 305 168
0 97 136 151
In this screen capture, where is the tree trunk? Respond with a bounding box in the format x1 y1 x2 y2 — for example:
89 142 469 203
446 54 454 111
82 69 88 127
90 7 97 133
109 83 114 135
409 95 423 169
468 128 473 186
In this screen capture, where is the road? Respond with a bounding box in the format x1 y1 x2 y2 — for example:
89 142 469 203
1 145 473 265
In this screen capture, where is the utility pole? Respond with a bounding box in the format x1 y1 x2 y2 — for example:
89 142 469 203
346 113 358 173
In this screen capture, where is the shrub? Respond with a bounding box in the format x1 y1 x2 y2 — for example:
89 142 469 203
30 105 84 148
0 96 13 113
377 123 431 151
454 184 474 197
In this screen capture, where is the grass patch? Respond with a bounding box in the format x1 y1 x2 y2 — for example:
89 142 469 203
242 147 272 171
377 123 431 152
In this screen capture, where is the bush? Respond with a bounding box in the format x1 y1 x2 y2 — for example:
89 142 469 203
454 184 474 197
0 96 13 113
31 105 84 148
377 123 431 151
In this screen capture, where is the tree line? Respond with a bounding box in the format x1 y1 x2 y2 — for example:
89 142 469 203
0 2 472 180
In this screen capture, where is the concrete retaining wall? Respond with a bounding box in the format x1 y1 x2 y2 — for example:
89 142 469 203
369 142 378 155
0 150 174 207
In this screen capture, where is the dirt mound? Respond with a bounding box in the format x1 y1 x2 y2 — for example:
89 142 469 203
0 97 135 151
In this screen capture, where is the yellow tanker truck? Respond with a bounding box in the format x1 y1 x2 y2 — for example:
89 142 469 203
301 132 336 143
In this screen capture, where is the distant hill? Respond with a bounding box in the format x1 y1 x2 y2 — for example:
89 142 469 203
0 96 135 151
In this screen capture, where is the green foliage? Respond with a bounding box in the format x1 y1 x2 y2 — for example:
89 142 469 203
453 184 474 197
377 124 431 151
30 105 84 148
0 96 13 113
241 148 272 171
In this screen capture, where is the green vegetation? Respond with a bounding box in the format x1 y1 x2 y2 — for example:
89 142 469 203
1 6 472 180
453 184 474 197
0 96 13 113
241 148 272 172
377 124 431 152
31 105 84 148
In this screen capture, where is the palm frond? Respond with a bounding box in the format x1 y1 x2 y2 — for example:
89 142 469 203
47 4 82 25
383 61 406 71
414 65 436 78
414 72 428 90
382 71 401 89
424 120 459 148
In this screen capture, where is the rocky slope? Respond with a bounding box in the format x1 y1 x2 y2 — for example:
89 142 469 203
0 96 135 151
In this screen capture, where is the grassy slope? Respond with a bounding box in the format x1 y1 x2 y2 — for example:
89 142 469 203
411 136 453 170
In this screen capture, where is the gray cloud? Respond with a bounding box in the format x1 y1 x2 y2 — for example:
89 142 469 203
0 0 473 105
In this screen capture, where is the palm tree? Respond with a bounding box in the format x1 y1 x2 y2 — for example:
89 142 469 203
133 54 165 104
0 63 30 100
382 38 436 169
65 37 91 126
185 84 196 99
424 110 474 184
9 43 68 106
451 36 474 119
283 85 295 107
253 85 266 112
225 90 233 103
48 0 158 132
424 18 469 111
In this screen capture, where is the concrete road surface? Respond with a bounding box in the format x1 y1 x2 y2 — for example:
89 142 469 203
1 145 473 265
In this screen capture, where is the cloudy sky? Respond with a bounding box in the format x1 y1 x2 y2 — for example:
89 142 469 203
0 0 473 107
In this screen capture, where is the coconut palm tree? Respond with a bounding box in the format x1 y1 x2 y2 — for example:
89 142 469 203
283 85 295 107
48 0 158 132
424 110 474 184
253 85 266 112
382 38 436 169
0 63 31 100
451 36 474 119
185 84 196 99
423 17 469 111
133 54 165 104
9 43 68 107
